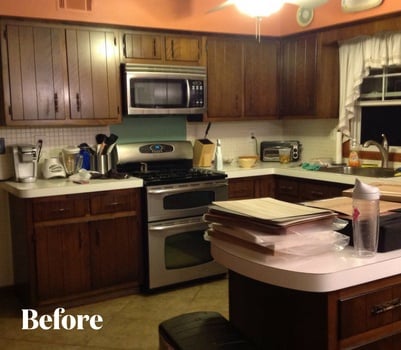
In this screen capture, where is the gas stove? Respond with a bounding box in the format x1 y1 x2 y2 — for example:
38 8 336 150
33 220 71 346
115 141 226 186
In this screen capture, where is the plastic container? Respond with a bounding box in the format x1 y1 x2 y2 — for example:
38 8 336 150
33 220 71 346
348 139 360 167
352 179 380 257
214 139 223 171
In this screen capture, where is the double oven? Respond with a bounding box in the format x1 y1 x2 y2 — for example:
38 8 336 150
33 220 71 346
117 141 228 290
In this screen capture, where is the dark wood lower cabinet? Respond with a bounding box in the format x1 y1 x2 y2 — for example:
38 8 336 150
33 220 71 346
9 189 143 309
229 271 401 349
274 175 352 202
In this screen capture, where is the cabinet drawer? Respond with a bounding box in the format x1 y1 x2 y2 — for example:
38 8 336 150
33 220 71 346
90 189 136 215
275 177 299 202
33 195 89 222
339 284 401 339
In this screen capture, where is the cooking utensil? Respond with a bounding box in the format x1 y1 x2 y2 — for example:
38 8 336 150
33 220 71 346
95 134 107 155
36 139 43 162
103 133 118 155
204 122 211 139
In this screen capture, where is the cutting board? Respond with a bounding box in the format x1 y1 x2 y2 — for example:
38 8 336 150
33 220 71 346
304 196 401 217
343 182 401 203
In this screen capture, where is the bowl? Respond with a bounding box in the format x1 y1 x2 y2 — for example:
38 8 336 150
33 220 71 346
238 156 258 168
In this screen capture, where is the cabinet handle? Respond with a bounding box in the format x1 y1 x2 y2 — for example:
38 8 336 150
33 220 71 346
171 40 174 59
153 38 157 57
54 93 59 113
371 298 401 315
109 201 121 207
76 93 81 112
95 229 100 246
311 190 324 197
79 230 83 249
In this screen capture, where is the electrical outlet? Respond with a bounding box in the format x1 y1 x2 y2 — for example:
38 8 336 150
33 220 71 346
34 135 46 146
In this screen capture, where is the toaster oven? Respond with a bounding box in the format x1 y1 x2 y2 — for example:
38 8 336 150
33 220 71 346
260 141 301 162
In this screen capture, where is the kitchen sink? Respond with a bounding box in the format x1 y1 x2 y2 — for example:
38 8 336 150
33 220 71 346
319 166 396 178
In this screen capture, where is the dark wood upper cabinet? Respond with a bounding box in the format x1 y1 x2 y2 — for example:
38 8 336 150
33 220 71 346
120 31 206 65
279 33 318 117
1 20 121 126
207 36 279 121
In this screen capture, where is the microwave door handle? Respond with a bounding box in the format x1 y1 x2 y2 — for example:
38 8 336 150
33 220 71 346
186 80 190 108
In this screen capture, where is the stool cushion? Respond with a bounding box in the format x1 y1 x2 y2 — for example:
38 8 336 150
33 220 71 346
159 311 255 349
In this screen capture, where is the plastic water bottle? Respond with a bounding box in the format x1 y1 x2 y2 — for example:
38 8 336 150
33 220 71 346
214 139 223 171
352 179 380 257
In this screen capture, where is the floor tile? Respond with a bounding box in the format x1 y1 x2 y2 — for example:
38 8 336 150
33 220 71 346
0 278 228 349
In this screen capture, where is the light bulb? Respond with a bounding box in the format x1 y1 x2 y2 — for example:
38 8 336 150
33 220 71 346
234 0 285 18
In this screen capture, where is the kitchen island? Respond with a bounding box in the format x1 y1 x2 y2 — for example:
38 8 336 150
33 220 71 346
210 236 401 349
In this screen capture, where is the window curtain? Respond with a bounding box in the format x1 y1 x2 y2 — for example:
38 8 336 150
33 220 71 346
338 32 401 136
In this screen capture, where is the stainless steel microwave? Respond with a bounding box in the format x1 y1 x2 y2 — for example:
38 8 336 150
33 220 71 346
122 63 207 116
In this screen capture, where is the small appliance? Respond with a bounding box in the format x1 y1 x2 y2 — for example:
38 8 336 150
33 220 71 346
260 140 301 162
12 144 38 182
122 63 206 117
42 157 66 179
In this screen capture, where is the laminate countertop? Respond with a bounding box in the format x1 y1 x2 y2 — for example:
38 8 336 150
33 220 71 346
210 235 401 293
1 177 143 198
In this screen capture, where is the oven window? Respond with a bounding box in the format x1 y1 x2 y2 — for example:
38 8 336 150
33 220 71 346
163 191 215 210
165 230 213 269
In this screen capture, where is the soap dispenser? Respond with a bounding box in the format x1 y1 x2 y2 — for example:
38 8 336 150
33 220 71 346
348 139 360 167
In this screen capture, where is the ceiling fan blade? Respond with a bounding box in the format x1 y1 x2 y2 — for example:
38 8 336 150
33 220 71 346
286 0 328 8
207 0 235 14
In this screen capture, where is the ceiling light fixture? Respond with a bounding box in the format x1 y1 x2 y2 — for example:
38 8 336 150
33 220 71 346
232 0 285 41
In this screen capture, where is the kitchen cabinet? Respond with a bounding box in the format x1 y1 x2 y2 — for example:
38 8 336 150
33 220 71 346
120 31 206 65
8 188 142 308
274 175 352 203
0 20 121 126
207 36 279 120
228 176 274 199
229 271 401 349
279 33 317 117
279 32 339 119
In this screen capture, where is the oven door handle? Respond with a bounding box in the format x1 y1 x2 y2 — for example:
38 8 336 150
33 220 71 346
147 182 227 195
149 221 205 232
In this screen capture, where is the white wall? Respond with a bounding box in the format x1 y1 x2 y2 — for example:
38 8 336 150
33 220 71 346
187 118 339 164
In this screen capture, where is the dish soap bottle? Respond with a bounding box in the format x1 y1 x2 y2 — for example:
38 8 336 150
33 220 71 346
348 139 360 167
214 139 223 171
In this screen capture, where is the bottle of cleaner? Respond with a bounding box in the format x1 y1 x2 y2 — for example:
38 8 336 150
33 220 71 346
348 139 360 167
214 139 223 171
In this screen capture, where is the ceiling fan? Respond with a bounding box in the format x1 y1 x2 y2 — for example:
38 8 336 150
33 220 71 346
207 0 328 38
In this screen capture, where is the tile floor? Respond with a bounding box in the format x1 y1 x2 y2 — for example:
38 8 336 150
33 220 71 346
0 277 229 350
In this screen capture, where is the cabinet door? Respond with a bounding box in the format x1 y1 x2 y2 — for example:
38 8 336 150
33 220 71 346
35 223 90 301
228 178 256 199
66 28 120 122
274 176 299 203
165 36 202 63
2 23 69 124
280 34 317 117
244 39 279 117
122 32 162 61
207 37 243 119
90 216 141 289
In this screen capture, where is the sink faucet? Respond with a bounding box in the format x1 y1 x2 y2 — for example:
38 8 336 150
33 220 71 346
363 133 389 168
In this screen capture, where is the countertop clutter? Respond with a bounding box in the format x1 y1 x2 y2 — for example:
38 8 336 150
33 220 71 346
4 161 401 198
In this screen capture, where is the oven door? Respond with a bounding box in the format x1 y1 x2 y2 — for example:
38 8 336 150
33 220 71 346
146 180 228 222
147 216 226 289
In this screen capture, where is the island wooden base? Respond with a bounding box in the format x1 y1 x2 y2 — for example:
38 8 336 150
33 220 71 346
228 271 401 350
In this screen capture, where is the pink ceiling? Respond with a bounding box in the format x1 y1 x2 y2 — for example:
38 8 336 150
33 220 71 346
0 0 400 36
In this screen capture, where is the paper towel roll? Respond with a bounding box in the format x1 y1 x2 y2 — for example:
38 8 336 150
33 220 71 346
335 131 342 164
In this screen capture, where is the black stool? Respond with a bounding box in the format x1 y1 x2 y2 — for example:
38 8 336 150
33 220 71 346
159 311 256 350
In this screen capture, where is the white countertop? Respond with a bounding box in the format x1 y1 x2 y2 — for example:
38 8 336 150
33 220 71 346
210 235 401 293
1 177 143 198
3 161 401 198
223 161 401 186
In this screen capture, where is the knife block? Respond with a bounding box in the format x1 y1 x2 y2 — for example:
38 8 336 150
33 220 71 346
193 139 215 167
